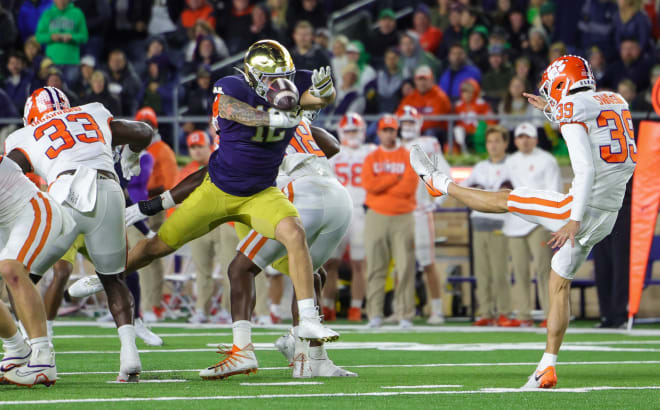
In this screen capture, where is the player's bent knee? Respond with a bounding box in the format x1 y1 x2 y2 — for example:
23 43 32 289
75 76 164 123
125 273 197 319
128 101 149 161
145 236 175 259
228 253 260 284
275 217 307 248
0 260 27 286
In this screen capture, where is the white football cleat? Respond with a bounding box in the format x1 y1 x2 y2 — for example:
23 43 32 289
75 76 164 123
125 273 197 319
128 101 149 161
134 318 163 346
297 309 339 342
274 332 295 365
311 352 357 378
199 344 258 380
3 348 57 387
292 352 312 378
426 314 445 325
117 339 141 382
366 317 382 328
399 319 413 329
0 347 31 379
68 275 103 298
409 144 452 197
187 311 208 324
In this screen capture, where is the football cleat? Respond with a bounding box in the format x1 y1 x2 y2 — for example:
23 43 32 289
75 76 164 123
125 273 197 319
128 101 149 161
473 317 496 326
134 318 163 347
539 319 548 328
426 314 445 325
292 351 312 379
200 344 258 380
0 349 31 379
3 348 56 387
311 352 357 378
522 366 557 389
347 307 362 322
321 306 336 322
409 145 450 197
366 317 382 328
275 332 295 365
118 339 141 383
399 319 413 329
297 310 339 343
68 275 103 298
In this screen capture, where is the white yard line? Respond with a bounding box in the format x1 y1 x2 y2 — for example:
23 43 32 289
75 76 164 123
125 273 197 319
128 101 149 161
2 386 660 405
57 360 660 376
381 385 463 389
240 382 323 386
106 379 187 384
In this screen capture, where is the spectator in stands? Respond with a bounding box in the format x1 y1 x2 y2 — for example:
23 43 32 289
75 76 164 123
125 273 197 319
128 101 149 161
330 35 349 90
71 54 95 97
463 125 513 327
75 0 110 61
539 2 556 43
459 6 480 47
104 49 142 116
315 28 330 51
439 42 481 101
468 25 490 73
588 47 607 83
185 35 222 76
286 0 326 35
184 20 229 64
31 56 55 90
81 70 121 114
0 4 17 66
247 3 284 46
217 0 253 54
481 45 514 103
45 68 79 105
601 38 653 92
513 56 533 90
498 76 536 130
3 52 32 115
399 32 441 79
345 41 376 93
438 3 464 58
503 122 560 328
490 0 512 27
376 48 405 113
147 0 180 43
614 0 653 55
362 115 418 329
267 0 288 32
628 64 660 112
548 41 566 62
140 54 177 119
412 4 443 55
577 0 618 60
366 8 400 62
184 66 214 132
617 78 637 105
526 27 548 80
0 88 18 119
430 0 451 30
290 20 330 71
17 0 52 43
35 0 88 84
108 0 151 60
397 65 452 137
23 36 43 74
592 182 632 329
507 8 529 55
181 0 215 35
136 107 178 321
453 78 497 153
327 63 365 119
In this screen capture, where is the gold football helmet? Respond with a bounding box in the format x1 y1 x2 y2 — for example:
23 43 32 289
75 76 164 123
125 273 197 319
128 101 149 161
242 40 296 99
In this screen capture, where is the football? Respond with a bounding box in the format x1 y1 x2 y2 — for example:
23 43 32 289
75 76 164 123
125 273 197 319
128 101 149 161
266 78 299 111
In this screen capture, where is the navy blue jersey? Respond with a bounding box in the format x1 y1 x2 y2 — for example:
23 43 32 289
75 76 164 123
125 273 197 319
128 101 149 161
208 70 312 196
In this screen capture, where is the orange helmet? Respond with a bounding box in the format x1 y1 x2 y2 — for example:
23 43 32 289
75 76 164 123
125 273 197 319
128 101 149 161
338 112 366 148
135 107 158 128
397 105 423 140
539 55 595 116
23 87 70 126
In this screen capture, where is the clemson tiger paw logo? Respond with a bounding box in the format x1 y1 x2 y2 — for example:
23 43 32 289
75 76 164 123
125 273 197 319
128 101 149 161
547 60 566 79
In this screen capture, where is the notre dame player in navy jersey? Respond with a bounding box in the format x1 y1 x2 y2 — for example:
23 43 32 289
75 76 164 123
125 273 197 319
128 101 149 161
125 40 338 376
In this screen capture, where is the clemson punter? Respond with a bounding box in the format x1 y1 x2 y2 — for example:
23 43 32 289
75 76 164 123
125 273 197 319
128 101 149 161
410 55 636 388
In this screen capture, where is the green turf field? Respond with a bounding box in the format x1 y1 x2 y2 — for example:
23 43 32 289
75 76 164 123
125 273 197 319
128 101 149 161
2 320 660 408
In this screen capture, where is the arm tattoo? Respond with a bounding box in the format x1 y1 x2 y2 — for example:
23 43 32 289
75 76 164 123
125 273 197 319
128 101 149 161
216 95 271 127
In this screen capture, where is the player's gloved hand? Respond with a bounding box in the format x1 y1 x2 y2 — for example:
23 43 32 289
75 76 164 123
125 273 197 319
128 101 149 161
269 109 302 128
310 66 334 99
120 146 141 178
125 203 148 226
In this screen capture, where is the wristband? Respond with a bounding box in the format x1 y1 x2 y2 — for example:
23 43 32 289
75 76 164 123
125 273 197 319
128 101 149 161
137 197 163 216
160 190 176 210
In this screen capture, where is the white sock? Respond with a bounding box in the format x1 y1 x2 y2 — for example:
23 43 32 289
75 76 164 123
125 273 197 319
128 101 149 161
537 353 557 371
297 298 317 318
350 299 362 309
46 320 54 341
28 336 50 352
2 330 28 354
294 337 309 356
232 320 252 348
322 298 334 309
431 299 443 315
117 324 136 347
309 345 327 360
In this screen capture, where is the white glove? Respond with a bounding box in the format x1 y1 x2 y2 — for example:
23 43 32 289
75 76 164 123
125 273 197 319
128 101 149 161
269 109 302 128
120 146 141 178
125 203 148 227
310 66 334 99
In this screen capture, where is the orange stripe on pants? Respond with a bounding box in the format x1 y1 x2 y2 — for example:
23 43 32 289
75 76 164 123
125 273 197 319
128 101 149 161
248 236 268 260
239 231 259 254
508 194 573 208
26 193 53 270
17 197 42 264
508 206 571 220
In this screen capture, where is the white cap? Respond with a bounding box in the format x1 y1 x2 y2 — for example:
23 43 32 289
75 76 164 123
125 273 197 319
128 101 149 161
80 55 96 67
514 122 538 138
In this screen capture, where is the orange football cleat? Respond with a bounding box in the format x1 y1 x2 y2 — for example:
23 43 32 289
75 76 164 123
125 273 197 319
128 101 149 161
322 306 336 322
497 315 521 327
523 366 557 388
473 317 496 326
347 307 362 322
539 319 547 328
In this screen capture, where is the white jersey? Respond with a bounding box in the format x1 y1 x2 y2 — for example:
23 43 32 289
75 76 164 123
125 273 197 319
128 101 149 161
330 143 376 207
503 147 561 237
403 136 448 212
462 158 508 223
555 90 636 219
4 102 116 184
0 156 39 225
